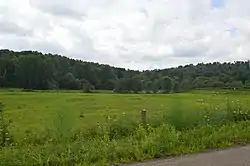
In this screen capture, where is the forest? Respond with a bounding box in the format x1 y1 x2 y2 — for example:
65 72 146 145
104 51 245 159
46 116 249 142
1 49 250 93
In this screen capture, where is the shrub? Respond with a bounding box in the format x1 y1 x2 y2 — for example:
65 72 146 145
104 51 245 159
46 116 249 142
21 89 36 92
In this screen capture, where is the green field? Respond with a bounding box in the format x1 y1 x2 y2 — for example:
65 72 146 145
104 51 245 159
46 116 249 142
1 89 250 165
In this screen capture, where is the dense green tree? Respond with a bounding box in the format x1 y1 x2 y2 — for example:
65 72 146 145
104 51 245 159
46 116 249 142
212 80 224 88
193 76 210 88
114 78 129 93
130 77 142 93
81 79 94 93
16 55 54 89
1 49 250 93
226 81 244 89
159 76 173 93
152 80 160 93
180 78 192 92
173 80 181 93
0 57 7 87
144 81 153 93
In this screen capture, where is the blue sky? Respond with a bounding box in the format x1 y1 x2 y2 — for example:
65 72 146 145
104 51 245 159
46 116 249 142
211 0 226 8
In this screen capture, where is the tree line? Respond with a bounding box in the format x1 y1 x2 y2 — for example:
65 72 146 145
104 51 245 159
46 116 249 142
1 49 250 93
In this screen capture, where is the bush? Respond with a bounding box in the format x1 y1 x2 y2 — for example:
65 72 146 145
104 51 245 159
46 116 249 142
84 114 140 140
165 106 204 131
21 89 36 92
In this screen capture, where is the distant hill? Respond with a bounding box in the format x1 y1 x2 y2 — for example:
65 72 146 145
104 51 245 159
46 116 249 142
1 49 250 93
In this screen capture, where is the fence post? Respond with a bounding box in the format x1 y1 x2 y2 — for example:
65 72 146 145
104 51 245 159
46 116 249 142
141 109 147 124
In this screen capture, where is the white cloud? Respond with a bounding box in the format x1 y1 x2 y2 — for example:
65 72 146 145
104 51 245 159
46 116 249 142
1 0 250 70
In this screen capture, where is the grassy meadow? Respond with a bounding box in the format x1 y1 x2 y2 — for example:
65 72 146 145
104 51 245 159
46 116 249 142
1 89 250 165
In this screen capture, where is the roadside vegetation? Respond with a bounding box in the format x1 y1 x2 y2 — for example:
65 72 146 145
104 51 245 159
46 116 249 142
1 89 250 165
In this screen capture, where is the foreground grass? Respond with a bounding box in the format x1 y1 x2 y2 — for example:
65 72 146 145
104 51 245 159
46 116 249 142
0 89 250 165
1 121 250 166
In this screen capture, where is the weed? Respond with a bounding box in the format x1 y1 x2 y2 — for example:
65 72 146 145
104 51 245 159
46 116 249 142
1 90 250 165
0 102 13 147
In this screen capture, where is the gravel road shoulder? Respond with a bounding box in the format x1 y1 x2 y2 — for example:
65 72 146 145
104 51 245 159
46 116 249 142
122 145 250 166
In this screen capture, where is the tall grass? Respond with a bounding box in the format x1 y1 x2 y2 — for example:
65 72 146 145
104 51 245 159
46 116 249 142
1 99 250 165
52 107 76 142
21 107 77 146
0 102 13 147
1 121 250 166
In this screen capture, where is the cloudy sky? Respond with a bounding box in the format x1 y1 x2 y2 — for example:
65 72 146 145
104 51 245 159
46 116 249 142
0 0 250 70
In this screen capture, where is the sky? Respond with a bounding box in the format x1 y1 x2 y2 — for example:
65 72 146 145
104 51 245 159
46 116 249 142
0 0 250 70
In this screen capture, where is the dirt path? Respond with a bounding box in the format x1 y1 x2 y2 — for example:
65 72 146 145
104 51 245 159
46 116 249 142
122 145 250 166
